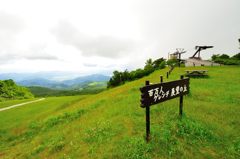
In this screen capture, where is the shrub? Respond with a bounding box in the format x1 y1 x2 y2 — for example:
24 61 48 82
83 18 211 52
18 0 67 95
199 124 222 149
108 57 166 88
211 53 240 65
0 79 34 101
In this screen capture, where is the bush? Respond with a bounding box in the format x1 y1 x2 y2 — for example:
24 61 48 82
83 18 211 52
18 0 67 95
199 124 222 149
0 79 34 101
167 59 178 67
159 61 166 69
107 57 166 88
232 53 240 60
211 53 240 65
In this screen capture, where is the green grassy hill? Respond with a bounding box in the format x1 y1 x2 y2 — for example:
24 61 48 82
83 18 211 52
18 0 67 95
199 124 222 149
0 66 239 158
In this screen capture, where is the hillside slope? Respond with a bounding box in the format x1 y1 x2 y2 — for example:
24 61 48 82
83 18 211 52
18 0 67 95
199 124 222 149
0 66 239 158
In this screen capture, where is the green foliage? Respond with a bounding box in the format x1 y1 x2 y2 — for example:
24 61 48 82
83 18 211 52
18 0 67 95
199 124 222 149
145 58 153 66
108 71 123 87
159 60 166 69
152 58 165 69
167 59 178 67
0 79 34 101
211 54 219 61
107 57 166 88
130 69 146 79
211 53 240 65
232 53 240 60
144 64 154 75
219 54 230 59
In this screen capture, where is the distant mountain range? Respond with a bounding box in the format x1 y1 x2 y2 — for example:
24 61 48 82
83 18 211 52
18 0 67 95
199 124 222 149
63 74 111 86
0 72 110 89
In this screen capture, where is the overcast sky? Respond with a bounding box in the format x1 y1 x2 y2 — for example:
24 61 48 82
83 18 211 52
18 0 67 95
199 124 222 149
0 0 239 75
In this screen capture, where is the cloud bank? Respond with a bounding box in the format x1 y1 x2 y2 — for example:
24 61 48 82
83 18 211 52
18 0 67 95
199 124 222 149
52 21 135 58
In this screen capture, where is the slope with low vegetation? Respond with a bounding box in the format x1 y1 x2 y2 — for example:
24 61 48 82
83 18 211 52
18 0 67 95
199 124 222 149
0 66 239 158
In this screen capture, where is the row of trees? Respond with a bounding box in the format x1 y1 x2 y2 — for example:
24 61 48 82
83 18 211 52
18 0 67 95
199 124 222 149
211 53 240 65
0 79 34 101
107 58 171 88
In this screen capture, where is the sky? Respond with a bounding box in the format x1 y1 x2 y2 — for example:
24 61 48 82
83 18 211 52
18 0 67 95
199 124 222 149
0 0 239 75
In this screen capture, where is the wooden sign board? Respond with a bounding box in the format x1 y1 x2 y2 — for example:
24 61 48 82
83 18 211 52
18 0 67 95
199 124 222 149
140 78 189 108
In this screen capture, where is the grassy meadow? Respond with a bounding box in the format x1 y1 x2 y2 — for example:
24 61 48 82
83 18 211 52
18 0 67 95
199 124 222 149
0 66 239 158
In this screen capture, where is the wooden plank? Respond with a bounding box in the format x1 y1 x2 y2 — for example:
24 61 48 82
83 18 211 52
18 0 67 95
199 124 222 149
140 78 190 108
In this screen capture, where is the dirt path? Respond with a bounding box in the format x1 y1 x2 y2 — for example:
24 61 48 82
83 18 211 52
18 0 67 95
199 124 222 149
0 98 45 112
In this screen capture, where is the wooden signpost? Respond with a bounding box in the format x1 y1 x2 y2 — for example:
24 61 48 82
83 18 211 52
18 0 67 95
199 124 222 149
140 75 190 142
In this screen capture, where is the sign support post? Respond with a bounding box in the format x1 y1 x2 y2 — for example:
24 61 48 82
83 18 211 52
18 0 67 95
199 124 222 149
145 81 150 142
140 75 189 142
179 75 184 116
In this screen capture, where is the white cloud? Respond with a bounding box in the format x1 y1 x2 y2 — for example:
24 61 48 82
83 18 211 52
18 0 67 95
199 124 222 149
51 21 135 58
0 0 239 74
0 11 24 50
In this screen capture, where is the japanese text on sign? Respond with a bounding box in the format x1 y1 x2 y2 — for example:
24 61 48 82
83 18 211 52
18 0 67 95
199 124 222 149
140 78 189 107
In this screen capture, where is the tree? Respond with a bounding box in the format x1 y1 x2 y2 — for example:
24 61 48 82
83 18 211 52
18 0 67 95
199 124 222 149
219 54 230 59
238 38 240 49
232 53 240 60
145 58 153 66
167 59 178 67
159 61 166 69
107 57 167 88
0 79 34 101
122 69 130 82
152 58 165 69
144 59 154 75
211 54 220 61
134 69 146 79
211 53 240 65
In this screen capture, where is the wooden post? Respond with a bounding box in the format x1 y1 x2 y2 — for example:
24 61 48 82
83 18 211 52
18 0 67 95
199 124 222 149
179 54 181 67
145 81 150 142
179 75 184 117
167 72 169 79
160 76 163 83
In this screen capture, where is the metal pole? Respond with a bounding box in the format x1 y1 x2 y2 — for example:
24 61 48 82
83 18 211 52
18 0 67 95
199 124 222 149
145 81 150 142
179 75 184 117
167 72 169 79
160 76 163 83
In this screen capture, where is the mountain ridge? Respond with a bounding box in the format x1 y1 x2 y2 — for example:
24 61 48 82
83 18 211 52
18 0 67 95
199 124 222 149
0 73 110 89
